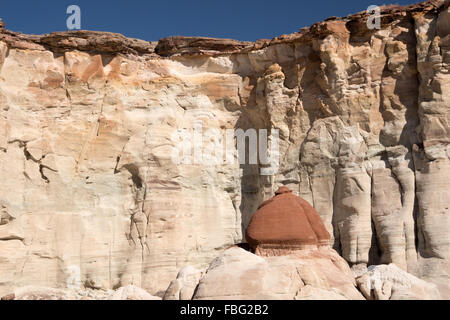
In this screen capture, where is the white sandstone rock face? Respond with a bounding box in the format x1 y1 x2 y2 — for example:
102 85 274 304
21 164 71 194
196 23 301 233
0 1 449 299
356 264 441 300
190 247 364 300
0 51 244 296
163 265 204 300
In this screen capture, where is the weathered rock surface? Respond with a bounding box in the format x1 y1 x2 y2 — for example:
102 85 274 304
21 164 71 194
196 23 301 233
191 247 364 300
0 0 449 299
163 266 204 300
356 264 441 300
155 37 253 57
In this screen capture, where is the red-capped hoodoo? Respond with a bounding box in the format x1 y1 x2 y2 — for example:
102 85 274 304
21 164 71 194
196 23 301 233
246 186 330 255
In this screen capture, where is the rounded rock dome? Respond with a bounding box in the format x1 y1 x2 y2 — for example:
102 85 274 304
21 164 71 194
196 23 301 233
245 186 330 255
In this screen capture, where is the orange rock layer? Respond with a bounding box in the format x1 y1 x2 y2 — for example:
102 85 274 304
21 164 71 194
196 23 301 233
246 187 330 254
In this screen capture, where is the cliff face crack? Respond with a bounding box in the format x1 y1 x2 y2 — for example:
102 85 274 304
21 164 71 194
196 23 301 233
39 164 58 183
7 139 58 183
114 155 121 174
0 235 24 242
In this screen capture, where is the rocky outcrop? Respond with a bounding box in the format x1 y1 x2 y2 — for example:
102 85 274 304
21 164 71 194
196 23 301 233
0 0 449 299
0 29 157 55
246 186 330 254
155 37 253 57
356 264 441 300
171 189 362 300
190 247 364 300
163 266 204 300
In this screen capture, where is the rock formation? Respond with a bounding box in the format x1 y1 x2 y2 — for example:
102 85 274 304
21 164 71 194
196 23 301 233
190 246 364 300
0 0 448 299
356 264 441 300
167 187 363 300
246 186 331 254
163 266 204 300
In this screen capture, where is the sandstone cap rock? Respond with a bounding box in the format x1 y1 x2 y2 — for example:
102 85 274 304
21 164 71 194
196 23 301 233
246 186 330 253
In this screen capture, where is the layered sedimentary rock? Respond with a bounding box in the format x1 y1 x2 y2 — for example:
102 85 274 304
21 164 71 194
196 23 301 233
163 266 204 300
0 0 449 298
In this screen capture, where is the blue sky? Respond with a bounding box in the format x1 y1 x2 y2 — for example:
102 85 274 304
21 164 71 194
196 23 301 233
1 0 420 41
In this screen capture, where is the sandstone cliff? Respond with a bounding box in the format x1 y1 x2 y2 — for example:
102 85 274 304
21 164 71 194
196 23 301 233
0 0 449 298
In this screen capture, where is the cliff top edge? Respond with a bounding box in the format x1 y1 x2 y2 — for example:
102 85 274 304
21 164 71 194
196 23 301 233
0 0 447 57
